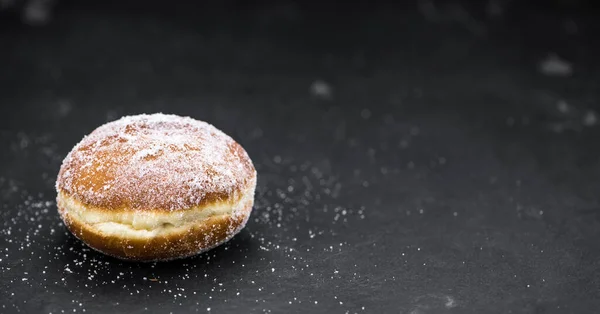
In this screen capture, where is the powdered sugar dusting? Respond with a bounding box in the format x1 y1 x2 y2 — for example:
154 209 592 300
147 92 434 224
56 113 256 211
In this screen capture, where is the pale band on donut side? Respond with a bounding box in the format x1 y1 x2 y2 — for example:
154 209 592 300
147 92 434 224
55 113 257 262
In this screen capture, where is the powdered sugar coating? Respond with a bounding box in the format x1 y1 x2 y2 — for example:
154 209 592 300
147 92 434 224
56 113 256 211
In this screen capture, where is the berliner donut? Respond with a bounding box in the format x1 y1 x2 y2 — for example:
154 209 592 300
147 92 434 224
55 113 256 262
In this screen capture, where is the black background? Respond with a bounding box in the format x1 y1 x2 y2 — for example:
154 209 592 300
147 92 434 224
1 1 600 313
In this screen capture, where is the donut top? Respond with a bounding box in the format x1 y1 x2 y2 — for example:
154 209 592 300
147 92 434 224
56 113 256 211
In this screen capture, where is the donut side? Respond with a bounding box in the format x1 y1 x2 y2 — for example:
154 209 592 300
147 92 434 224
56 179 255 262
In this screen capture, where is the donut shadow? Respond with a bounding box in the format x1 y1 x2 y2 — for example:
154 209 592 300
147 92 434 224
55 228 260 292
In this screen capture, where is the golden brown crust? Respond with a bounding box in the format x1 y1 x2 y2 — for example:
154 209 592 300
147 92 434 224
56 114 256 211
57 198 253 262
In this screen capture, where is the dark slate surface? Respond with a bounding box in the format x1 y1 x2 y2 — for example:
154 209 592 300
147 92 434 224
1 1 600 313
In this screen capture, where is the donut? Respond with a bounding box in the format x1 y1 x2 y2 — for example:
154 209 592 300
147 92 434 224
55 113 257 262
